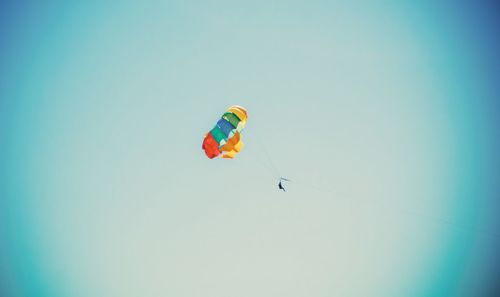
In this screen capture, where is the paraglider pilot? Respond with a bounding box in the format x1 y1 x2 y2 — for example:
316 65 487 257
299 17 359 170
278 181 285 192
278 177 290 192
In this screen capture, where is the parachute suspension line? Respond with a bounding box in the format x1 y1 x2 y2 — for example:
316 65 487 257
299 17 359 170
262 143 281 178
247 143 276 180
245 108 284 182
253 132 281 179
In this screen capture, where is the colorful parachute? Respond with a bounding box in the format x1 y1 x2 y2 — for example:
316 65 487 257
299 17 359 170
202 105 248 159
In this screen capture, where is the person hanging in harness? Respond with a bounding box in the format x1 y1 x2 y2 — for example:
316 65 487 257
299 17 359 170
278 177 290 192
278 181 285 192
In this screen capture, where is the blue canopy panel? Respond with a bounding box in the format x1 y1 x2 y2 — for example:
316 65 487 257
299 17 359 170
217 118 236 137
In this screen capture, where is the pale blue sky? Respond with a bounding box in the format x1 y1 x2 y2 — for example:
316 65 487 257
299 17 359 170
1 1 500 297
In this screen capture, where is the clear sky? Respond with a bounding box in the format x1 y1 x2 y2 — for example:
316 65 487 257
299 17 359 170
1 1 500 297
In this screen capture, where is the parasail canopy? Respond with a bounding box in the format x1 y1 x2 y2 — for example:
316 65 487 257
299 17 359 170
202 105 248 159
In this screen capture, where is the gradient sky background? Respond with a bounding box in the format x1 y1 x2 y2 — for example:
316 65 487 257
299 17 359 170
1 1 500 297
